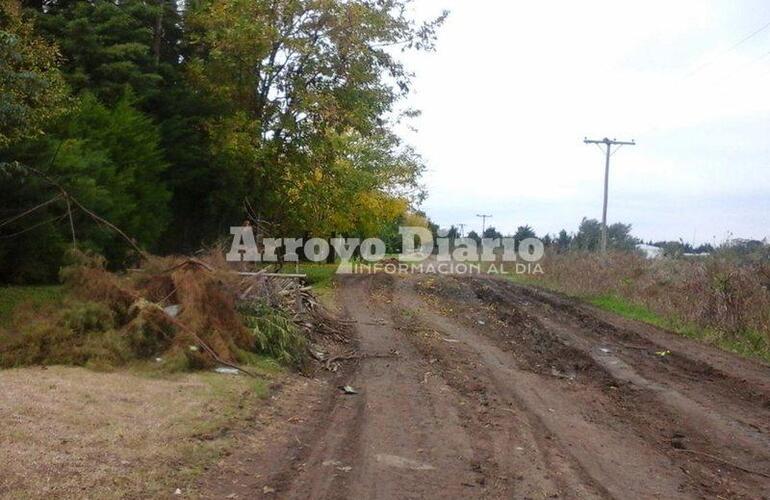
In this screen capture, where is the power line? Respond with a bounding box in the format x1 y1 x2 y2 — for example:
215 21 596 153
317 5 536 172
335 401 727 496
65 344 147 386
686 18 770 77
728 19 770 51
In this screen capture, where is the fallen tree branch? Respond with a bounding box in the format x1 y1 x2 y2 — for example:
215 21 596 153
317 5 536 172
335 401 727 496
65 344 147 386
125 289 261 378
0 213 68 239
70 197 146 258
238 272 307 279
175 318 261 378
319 350 398 371
0 194 62 229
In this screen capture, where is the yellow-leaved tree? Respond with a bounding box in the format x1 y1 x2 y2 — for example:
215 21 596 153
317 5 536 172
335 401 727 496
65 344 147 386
185 0 445 239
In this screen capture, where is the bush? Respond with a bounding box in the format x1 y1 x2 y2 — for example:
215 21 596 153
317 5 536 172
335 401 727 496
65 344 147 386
240 301 309 370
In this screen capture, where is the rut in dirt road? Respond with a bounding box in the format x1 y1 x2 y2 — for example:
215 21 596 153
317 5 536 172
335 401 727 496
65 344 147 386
401 273 770 498
206 273 770 499
275 274 488 499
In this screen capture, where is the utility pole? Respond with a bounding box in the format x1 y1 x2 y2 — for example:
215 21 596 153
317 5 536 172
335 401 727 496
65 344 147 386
476 214 492 236
457 223 466 237
583 137 635 253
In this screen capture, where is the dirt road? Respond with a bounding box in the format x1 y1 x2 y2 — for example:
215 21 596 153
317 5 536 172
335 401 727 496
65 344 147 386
202 273 770 499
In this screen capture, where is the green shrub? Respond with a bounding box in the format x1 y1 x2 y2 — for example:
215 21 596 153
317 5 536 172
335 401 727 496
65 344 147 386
239 302 308 369
61 301 115 334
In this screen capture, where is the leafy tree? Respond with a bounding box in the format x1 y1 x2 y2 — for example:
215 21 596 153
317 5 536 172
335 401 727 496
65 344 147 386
1 0 448 282
556 229 572 252
281 129 424 238
379 210 432 254
185 0 445 236
574 218 599 250
694 243 714 254
573 217 638 251
22 0 233 253
483 226 503 239
512 225 536 249
607 222 638 250
514 225 536 240
445 225 459 240
154 85 230 251
1 92 170 281
0 0 69 148
32 0 182 107
65 93 170 244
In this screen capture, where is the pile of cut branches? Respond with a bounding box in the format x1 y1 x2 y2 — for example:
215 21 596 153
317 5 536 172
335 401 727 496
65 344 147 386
0 250 350 374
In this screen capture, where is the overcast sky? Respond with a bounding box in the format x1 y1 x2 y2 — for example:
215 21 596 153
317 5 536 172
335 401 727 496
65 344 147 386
397 0 770 245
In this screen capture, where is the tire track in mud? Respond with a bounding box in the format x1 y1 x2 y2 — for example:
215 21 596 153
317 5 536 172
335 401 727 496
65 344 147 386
469 279 770 468
397 276 697 499
409 274 770 498
278 274 489 499
389 283 609 498
508 283 770 408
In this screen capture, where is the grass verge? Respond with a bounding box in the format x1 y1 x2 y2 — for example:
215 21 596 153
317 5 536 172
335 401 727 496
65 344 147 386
588 295 669 328
588 294 770 364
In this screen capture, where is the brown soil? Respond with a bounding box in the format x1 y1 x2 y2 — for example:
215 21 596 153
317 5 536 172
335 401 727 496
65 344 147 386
197 273 770 499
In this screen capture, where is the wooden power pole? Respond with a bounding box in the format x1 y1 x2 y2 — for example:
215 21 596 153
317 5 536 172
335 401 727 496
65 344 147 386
476 214 492 236
583 137 635 252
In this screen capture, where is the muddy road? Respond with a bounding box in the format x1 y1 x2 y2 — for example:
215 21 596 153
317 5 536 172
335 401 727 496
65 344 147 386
203 273 770 499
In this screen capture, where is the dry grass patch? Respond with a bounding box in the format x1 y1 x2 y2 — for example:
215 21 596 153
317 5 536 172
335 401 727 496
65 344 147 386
0 366 269 499
525 251 770 362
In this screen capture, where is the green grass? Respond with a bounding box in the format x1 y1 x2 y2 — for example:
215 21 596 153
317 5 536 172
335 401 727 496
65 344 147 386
255 262 338 290
0 285 63 327
265 262 339 299
588 294 770 364
716 329 770 363
293 263 338 290
588 295 669 328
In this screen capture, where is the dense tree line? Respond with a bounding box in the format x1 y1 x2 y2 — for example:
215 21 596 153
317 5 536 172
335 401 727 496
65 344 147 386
436 218 640 254
0 0 445 282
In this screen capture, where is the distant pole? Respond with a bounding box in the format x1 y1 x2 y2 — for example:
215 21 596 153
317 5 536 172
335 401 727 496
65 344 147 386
583 137 635 252
457 223 466 237
476 214 492 236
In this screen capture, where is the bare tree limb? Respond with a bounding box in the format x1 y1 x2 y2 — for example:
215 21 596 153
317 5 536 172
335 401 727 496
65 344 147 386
0 194 62 229
18 161 147 259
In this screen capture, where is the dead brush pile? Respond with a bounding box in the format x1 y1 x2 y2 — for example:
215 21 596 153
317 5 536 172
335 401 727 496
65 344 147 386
534 251 770 357
0 251 350 373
